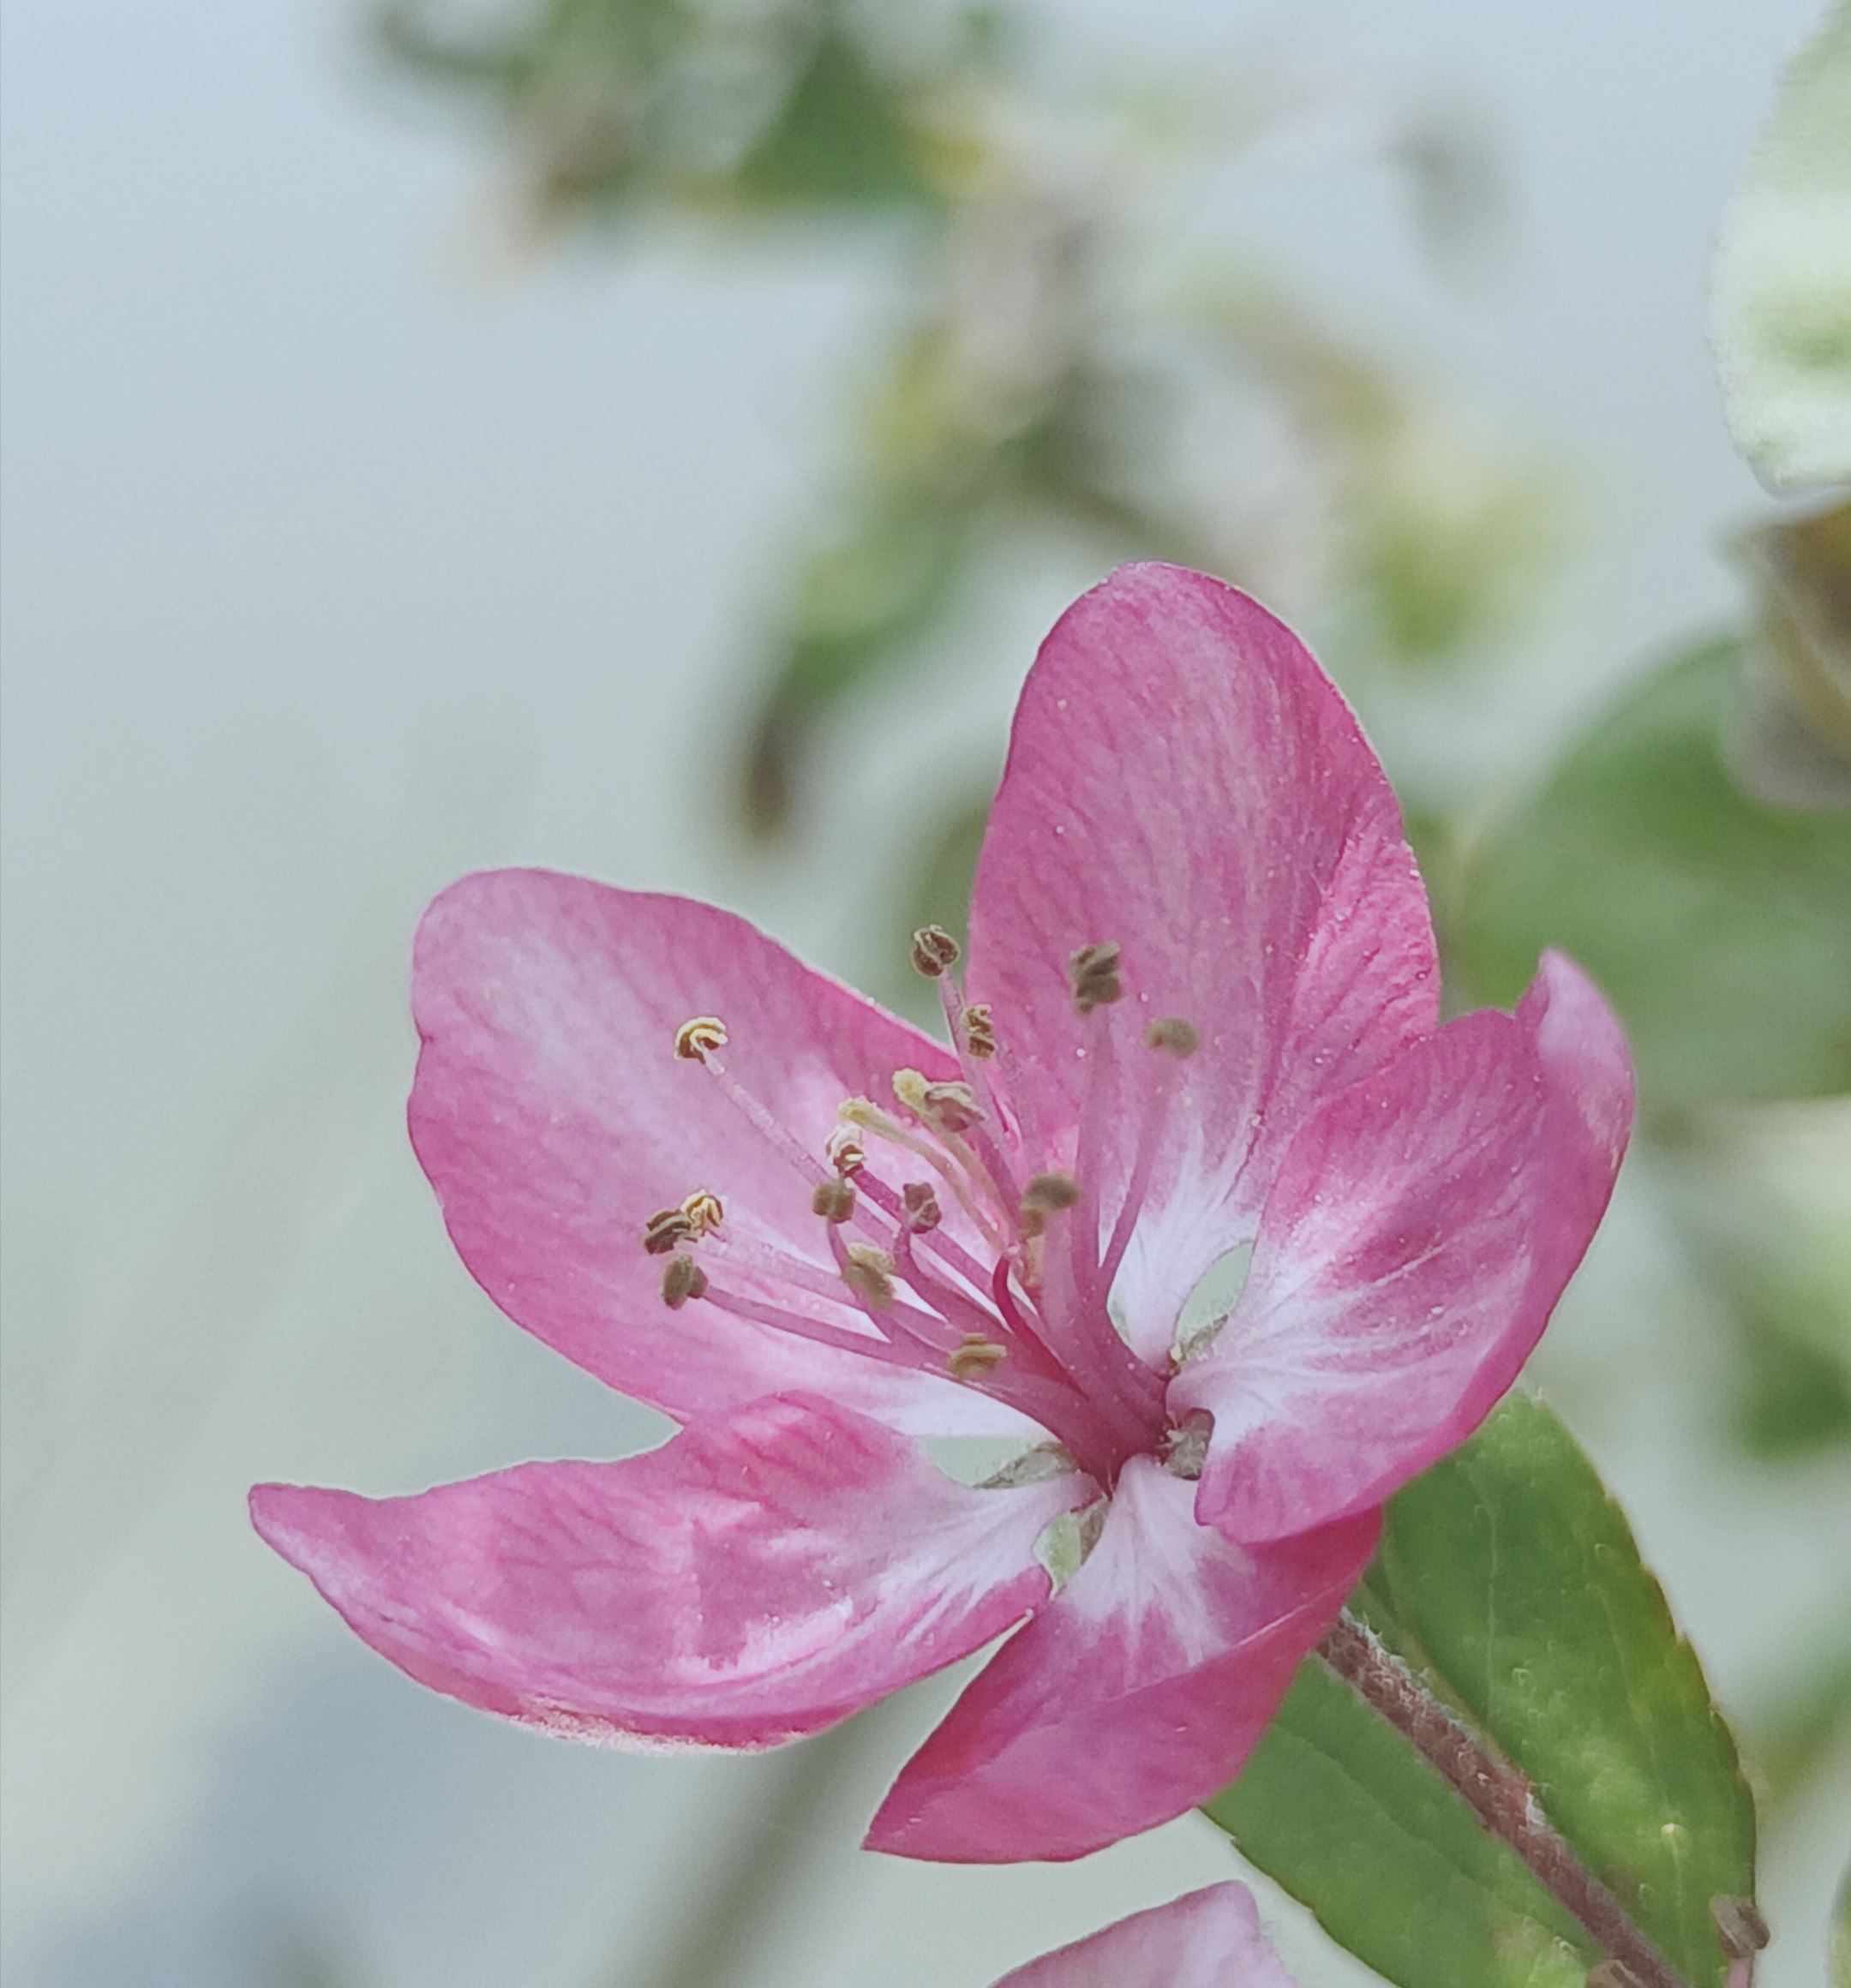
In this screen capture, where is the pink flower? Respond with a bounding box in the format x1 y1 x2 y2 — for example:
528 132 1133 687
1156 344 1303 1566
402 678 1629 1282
251 565 1632 1863
987 1881 1301 1988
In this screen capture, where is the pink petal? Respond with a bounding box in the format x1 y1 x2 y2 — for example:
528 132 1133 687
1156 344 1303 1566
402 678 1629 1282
864 1457 1377 1861
410 869 1021 1435
990 1882 1301 1988
250 1393 1087 1750
967 566 1438 1361
1180 949 1634 1543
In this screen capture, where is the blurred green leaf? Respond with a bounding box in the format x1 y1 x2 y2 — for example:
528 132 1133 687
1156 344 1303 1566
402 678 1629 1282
732 29 935 209
1453 635 1851 1108
1742 1638 1851 1811
1713 0 1851 488
1207 1393 1756 1988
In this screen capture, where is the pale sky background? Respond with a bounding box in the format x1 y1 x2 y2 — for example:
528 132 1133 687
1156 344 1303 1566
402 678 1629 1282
3 2 1846 1985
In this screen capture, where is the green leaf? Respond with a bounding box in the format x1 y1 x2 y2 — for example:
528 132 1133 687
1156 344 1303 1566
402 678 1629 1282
1452 635 1851 1108
1205 1393 1756 1988
1712 0 1851 488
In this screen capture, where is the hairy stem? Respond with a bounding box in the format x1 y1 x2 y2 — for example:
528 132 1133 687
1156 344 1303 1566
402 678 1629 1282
1317 1614 1694 1988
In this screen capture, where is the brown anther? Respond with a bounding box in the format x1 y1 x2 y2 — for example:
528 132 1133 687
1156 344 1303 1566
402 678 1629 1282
1144 1016 1200 1056
812 1177 858 1224
661 1254 709 1308
680 1189 724 1238
1163 1411 1213 1481
948 1335 1009 1380
825 1126 866 1176
910 925 961 978
920 1081 982 1133
674 1015 728 1060
1067 942 1123 1015
961 1003 997 1058
901 1182 942 1231
1710 1897 1770 1960
1018 1171 1080 1237
642 1207 695 1255
842 1243 896 1310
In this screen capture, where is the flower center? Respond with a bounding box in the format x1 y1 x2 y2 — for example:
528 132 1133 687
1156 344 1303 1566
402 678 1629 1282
644 930 1203 1487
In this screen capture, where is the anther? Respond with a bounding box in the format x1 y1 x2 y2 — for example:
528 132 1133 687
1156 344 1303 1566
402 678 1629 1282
1019 1171 1080 1238
1710 1898 1770 1960
911 925 961 978
825 1126 866 1176
661 1254 709 1308
901 1182 942 1231
642 1207 695 1255
1144 1016 1200 1056
675 1015 728 1060
812 1177 858 1224
1163 1411 1213 1481
1068 943 1123 1014
948 1335 1009 1380
961 1003 997 1058
891 1069 930 1115
920 1081 982 1134
680 1189 724 1238
1585 1965 1646 1988
842 1243 896 1310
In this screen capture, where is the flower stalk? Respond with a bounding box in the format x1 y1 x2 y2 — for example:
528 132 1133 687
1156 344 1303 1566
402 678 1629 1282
1317 1614 1693 1988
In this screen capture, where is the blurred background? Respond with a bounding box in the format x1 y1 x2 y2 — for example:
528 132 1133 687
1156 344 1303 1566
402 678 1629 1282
3 1 1847 1985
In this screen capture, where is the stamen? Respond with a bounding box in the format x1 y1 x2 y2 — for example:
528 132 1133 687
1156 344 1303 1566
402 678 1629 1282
1143 1016 1200 1056
674 1015 728 1060
1098 1021 1196 1295
642 1207 694 1256
1019 1171 1080 1238
921 1081 982 1135
910 925 961 978
842 1242 897 1311
825 1127 866 1176
901 1182 942 1231
1163 1410 1213 1480
661 1254 709 1308
948 1335 1009 1380
812 1177 857 1224
961 1003 997 1058
680 1189 724 1237
1067 943 1123 1015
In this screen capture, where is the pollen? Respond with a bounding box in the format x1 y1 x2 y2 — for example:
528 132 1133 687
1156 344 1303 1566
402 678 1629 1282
1068 943 1123 1014
948 1335 1009 1380
680 1189 724 1237
910 925 961 978
661 1254 709 1308
674 1015 728 1060
960 1003 997 1058
642 1207 695 1255
842 1243 896 1310
891 1069 930 1114
1144 1016 1200 1056
812 1177 857 1224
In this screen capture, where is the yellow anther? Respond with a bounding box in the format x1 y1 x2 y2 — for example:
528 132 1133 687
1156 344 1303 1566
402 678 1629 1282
812 1177 857 1224
825 1126 866 1176
842 1243 896 1310
910 925 961 978
1019 1171 1080 1238
674 1015 728 1060
1068 942 1123 1015
961 1003 997 1058
948 1335 1008 1380
642 1207 695 1256
680 1189 724 1238
901 1182 942 1231
661 1254 709 1308
891 1069 930 1114
1144 1016 1200 1056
